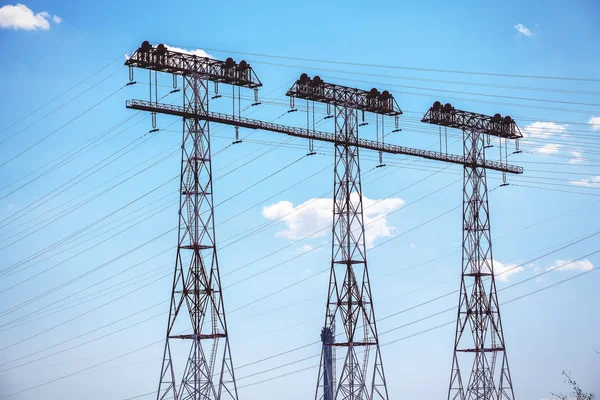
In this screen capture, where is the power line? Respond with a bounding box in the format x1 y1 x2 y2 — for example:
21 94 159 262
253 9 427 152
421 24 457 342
191 46 600 83
0 81 128 169
0 62 124 144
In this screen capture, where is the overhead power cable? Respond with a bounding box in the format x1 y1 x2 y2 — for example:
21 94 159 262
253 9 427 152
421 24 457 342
195 46 600 83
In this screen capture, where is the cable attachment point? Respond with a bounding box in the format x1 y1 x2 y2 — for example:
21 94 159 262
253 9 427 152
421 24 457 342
376 151 385 168
125 81 137 87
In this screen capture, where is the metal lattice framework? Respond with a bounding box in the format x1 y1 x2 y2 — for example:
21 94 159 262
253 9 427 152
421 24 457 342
125 41 262 400
422 102 517 400
125 42 525 399
289 75 395 400
126 100 522 175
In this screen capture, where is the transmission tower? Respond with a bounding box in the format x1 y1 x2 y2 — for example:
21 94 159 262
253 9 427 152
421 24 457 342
126 44 524 395
125 41 262 400
422 102 522 400
287 75 403 400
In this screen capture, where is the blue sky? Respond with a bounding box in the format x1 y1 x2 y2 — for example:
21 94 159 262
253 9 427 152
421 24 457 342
0 0 599 399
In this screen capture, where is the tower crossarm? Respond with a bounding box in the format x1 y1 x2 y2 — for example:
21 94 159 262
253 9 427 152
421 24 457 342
422 101 523 139
286 74 402 116
125 41 262 88
126 99 523 175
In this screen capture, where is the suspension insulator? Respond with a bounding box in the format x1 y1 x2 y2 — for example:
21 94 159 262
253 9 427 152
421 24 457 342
254 88 259 103
214 81 219 95
290 96 295 109
128 66 134 81
151 112 157 129
172 74 177 89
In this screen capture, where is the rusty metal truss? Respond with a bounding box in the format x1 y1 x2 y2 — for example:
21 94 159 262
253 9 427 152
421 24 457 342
126 100 523 175
422 101 523 139
422 102 518 400
286 74 402 116
125 41 262 88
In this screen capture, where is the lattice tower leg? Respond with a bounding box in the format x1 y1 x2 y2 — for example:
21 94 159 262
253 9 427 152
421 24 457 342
156 74 239 400
315 104 389 400
447 128 515 400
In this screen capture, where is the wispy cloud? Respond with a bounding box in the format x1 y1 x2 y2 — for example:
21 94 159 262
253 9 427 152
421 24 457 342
521 121 568 156
569 151 584 164
547 258 594 273
522 121 567 139
514 23 532 37
164 44 213 59
570 176 600 188
494 259 525 283
589 116 600 130
0 3 62 30
536 143 561 155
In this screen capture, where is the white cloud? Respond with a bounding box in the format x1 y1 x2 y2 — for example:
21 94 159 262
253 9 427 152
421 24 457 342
569 151 584 164
521 121 568 156
547 258 594 273
569 175 600 188
409 242 416 249
262 193 405 249
536 143 561 155
514 23 532 37
522 121 568 139
589 116 600 130
494 259 525 283
0 4 61 30
164 44 213 59
295 245 315 254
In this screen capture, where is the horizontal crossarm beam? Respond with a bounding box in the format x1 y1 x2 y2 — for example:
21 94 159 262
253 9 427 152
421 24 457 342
126 99 523 174
422 103 523 139
286 74 402 116
125 41 262 88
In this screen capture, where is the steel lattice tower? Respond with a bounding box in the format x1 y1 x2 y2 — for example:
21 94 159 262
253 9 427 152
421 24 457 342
422 103 522 400
125 50 524 396
125 41 262 400
286 76 402 400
